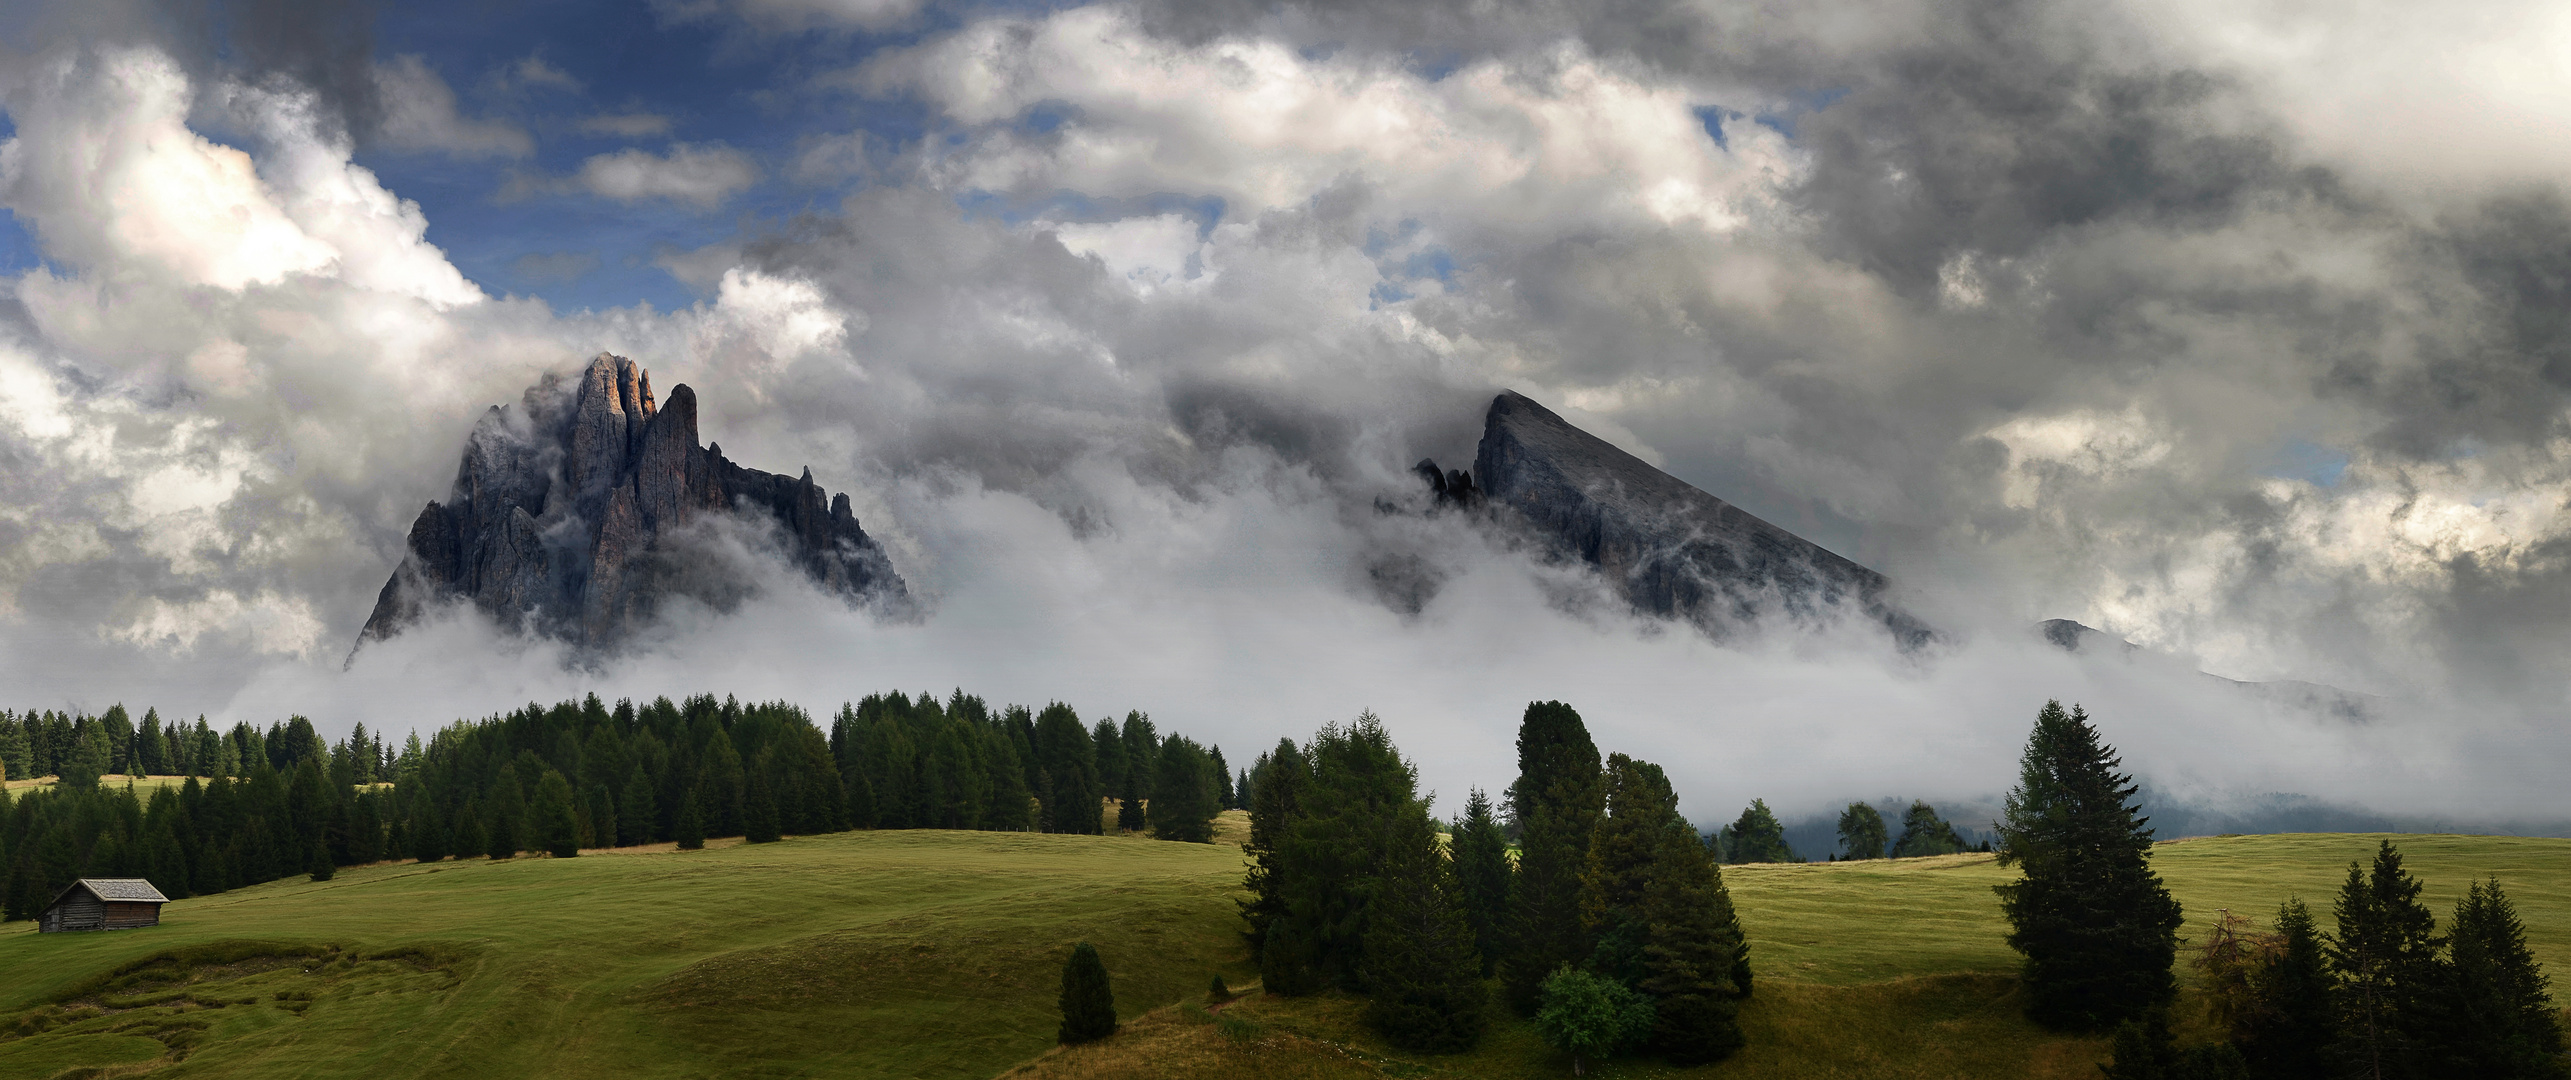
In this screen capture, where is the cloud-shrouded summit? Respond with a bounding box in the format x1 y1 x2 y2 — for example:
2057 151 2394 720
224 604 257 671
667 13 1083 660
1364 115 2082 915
4 0 2571 827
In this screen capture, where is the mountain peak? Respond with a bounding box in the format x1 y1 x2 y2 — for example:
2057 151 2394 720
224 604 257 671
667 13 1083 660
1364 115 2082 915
355 353 904 658
1470 389 1926 646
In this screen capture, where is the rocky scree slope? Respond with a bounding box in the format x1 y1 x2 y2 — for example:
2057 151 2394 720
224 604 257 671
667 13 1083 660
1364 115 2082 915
356 353 905 655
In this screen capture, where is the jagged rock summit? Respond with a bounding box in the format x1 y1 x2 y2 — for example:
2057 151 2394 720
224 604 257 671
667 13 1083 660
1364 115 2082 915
356 353 905 656
1419 390 1927 646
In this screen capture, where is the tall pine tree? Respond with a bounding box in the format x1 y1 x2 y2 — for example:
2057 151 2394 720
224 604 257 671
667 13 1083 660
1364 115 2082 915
1717 799 1793 863
1261 713 1416 994
1239 738 1309 968
1450 788 1513 976
1994 701 2183 1031
1891 800 1967 858
1504 700 1604 1015
2235 898 2335 1079
2328 841 2445 1080
1146 735 1218 843
1579 754 1749 1064
1836 802 1886 860
2440 877 2563 1079
1359 802 1487 1052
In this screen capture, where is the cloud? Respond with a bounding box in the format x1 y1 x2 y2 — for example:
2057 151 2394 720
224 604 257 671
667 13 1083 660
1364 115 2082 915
511 53 583 92
579 112 674 137
673 0 929 34
14 4 2571 834
510 250 602 283
370 55 535 159
513 142 760 207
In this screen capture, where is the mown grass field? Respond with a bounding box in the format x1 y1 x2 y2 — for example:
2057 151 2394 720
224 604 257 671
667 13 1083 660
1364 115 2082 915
0 825 2562 1080
0 828 1256 1079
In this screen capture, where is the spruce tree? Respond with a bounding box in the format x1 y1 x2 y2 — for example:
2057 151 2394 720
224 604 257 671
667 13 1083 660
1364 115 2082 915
617 766 657 846
2236 898 2335 1078
744 769 782 843
1994 701 2183 1030
486 764 527 859
1717 799 1793 863
1580 754 1749 1064
1583 754 1671 985
1449 788 1513 975
677 791 706 850
307 838 335 882
532 769 580 858
2328 841 2445 1080
1836 802 1887 860
1034 704 1102 835
1057 942 1118 1044
2439 877 2560 1078
1504 700 1604 1015
1359 804 1487 1052
1240 738 1309 974
586 784 616 851
410 806 446 863
1892 800 1967 857
1261 713 1417 994
1147 736 1218 843
451 802 485 861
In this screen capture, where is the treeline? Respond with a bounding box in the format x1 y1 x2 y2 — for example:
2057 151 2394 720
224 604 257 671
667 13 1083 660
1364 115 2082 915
0 691 1236 922
2165 843 2565 1080
1240 702 1751 1066
1708 796 1982 863
0 707 395 787
1993 700 2564 1080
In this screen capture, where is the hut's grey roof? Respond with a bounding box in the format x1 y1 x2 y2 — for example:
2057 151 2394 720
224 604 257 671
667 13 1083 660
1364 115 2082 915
47 877 170 907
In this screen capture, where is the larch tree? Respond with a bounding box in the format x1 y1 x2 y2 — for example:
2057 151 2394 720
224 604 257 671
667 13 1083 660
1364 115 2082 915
1994 700 2183 1031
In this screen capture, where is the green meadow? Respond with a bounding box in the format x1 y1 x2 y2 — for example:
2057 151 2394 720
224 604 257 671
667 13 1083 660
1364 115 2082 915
1 823 2564 1079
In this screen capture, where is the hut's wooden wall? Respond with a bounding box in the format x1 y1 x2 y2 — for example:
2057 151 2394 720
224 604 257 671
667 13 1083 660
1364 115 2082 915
102 901 160 929
42 892 104 932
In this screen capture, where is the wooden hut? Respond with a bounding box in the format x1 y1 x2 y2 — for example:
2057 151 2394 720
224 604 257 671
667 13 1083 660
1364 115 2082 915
39 878 169 933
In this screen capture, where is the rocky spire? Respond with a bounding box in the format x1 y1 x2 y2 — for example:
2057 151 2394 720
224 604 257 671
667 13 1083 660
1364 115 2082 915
356 353 905 658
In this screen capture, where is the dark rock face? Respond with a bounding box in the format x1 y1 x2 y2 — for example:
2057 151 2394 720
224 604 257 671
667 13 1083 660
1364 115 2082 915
357 353 905 655
1411 458 1482 508
1468 390 1927 646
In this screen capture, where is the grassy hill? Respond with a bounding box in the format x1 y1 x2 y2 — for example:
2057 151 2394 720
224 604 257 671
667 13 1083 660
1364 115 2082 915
1 825 2564 1079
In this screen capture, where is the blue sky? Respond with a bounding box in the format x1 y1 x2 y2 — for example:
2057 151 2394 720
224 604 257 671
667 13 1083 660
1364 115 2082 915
351 1 941 312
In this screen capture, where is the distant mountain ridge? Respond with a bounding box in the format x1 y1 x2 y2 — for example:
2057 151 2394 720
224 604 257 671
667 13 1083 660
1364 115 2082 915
2036 618 2375 721
1419 390 1928 646
355 353 904 657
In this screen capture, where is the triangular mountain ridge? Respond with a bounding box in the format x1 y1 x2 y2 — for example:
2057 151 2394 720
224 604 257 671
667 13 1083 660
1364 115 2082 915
1423 390 1929 646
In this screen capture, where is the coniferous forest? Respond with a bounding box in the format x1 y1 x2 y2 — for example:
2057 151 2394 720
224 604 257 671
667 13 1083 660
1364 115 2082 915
1 694 2560 1077
0 691 1237 921
1240 703 1754 1062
